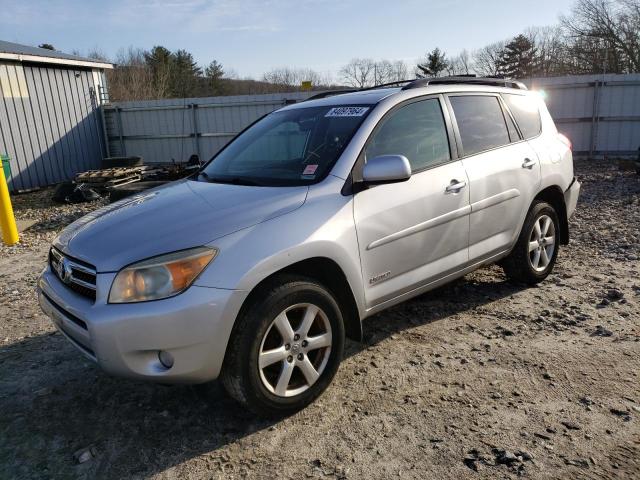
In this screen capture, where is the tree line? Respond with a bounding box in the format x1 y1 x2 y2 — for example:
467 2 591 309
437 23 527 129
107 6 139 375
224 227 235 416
342 0 640 87
53 0 638 100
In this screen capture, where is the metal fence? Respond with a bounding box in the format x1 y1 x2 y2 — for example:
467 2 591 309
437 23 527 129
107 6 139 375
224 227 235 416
102 92 315 164
106 74 640 165
527 73 640 158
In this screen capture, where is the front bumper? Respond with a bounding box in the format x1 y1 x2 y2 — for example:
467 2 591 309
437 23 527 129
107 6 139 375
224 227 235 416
564 177 581 219
38 266 248 384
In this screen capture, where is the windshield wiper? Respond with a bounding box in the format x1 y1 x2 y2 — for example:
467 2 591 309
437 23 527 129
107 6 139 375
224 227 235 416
203 175 265 186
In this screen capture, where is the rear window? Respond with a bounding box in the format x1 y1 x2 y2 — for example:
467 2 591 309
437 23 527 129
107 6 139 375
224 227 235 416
502 93 542 139
449 95 511 156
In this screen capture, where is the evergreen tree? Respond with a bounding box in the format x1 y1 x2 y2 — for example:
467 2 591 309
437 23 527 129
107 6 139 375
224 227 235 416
144 46 173 98
497 34 540 78
205 60 225 95
172 49 202 96
417 48 449 77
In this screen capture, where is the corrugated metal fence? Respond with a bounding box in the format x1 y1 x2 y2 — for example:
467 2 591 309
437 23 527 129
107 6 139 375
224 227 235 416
528 73 640 157
0 62 106 192
107 74 640 165
103 92 314 163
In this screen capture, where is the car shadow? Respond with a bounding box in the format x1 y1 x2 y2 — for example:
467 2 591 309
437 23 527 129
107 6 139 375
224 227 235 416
0 268 527 478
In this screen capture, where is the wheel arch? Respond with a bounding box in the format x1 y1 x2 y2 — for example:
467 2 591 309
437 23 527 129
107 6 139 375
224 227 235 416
236 257 363 342
534 185 569 245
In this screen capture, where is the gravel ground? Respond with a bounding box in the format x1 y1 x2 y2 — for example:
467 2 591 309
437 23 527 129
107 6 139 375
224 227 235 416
1 160 639 479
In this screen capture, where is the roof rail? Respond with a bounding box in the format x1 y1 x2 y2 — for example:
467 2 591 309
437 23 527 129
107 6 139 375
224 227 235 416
401 75 527 91
304 80 416 102
304 89 360 101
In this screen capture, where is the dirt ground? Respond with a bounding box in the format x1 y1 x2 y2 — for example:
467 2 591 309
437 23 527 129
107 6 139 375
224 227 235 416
1 160 639 480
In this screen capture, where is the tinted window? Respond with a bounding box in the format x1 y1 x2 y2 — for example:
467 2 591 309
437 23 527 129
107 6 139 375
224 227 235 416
502 93 542 139
450 95 510 156
365 99 450 172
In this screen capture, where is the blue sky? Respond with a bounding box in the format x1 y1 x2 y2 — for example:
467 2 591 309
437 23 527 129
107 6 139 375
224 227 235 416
1 0 576 78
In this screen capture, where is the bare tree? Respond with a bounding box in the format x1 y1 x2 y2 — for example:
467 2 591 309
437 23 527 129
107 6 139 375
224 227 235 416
391 60 409 81
340 58 376 87
263 67 329 91
107 47 156 102
472 41 506 76
525 26 568 76
561 0 640 73
86 47 109 62
446 50 473 75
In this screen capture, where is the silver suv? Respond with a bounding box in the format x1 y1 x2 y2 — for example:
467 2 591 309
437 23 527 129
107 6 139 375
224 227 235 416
38 77 580 415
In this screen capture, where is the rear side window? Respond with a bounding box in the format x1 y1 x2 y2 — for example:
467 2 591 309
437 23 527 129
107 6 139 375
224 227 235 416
502 93 542 139
449 96 511 156
365 98 450 172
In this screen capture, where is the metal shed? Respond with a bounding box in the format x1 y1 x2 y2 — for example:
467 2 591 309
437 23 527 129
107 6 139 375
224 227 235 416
0 40 112 192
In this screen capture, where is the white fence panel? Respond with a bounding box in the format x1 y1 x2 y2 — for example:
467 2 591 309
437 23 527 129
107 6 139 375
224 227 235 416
103 92 315 163
528 74 640 157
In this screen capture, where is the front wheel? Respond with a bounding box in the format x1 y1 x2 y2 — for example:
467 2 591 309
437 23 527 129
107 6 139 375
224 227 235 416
221 276 345 416
501 201 560 284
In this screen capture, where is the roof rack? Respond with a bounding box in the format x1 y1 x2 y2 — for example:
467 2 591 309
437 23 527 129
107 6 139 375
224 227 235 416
304 80 415 102
401 75 527 91
304 89 360 101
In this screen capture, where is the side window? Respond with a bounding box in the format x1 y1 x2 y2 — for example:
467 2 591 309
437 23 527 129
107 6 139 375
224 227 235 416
502 93 542 139
365 98 450 172
449 95 511 156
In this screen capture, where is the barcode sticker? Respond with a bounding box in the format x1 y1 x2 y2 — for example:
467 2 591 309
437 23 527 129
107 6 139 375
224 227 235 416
325 106 369 117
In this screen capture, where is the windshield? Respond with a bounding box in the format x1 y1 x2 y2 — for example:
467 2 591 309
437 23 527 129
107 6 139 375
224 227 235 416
199 105 371 186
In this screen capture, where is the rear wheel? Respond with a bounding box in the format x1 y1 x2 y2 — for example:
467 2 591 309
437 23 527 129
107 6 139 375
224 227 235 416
501 201 560 284
221 276 345 416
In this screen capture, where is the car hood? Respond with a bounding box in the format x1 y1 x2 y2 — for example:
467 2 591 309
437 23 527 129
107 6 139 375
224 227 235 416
54 179 308 272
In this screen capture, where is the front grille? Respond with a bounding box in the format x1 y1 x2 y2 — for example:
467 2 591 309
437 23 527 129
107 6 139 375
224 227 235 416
50 248 97 301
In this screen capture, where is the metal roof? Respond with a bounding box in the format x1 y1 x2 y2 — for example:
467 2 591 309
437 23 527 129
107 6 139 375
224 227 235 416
0 40 113 69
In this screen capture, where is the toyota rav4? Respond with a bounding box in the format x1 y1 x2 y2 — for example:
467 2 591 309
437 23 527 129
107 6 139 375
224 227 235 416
38 77 580 415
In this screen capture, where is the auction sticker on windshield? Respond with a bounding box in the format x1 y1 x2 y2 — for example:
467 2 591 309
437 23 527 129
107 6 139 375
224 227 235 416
325 106 369 117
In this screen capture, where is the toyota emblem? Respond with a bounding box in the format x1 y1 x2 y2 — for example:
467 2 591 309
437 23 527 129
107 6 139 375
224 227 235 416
57 258 73 284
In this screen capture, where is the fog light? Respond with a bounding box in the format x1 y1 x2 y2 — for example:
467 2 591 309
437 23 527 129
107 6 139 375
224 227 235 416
158 350 174 369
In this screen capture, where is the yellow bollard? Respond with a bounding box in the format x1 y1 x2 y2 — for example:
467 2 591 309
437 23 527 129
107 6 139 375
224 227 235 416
0 163 19 245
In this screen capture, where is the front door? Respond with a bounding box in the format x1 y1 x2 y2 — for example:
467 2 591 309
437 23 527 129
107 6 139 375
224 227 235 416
353 97 470 309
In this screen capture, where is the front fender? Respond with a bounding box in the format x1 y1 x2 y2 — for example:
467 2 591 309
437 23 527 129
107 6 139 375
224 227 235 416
194 179 366 318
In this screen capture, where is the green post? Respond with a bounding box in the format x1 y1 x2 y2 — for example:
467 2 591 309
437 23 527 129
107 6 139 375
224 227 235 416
1 155 10 183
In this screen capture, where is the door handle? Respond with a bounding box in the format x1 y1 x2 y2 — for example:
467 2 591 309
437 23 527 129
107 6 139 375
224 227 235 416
445 179 467 193
522 158 537 169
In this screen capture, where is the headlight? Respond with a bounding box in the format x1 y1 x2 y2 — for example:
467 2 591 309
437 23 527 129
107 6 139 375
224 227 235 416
109 247 217 303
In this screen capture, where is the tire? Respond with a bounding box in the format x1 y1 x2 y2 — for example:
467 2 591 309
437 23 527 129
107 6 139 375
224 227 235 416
501 201 560 285
221 275 345 416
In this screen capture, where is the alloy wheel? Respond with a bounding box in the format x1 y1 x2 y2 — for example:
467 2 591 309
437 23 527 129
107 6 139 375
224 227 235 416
528 214 556 272
258 303 332 397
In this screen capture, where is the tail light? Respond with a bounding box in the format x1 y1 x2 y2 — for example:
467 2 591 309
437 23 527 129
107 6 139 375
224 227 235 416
557 133 572 151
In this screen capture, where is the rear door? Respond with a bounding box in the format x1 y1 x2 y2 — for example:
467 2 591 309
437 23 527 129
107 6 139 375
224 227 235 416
445 93 541 262
353 95 470 308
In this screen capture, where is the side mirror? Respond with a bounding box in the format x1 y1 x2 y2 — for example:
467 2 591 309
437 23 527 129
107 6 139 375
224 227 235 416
361 155 412 185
